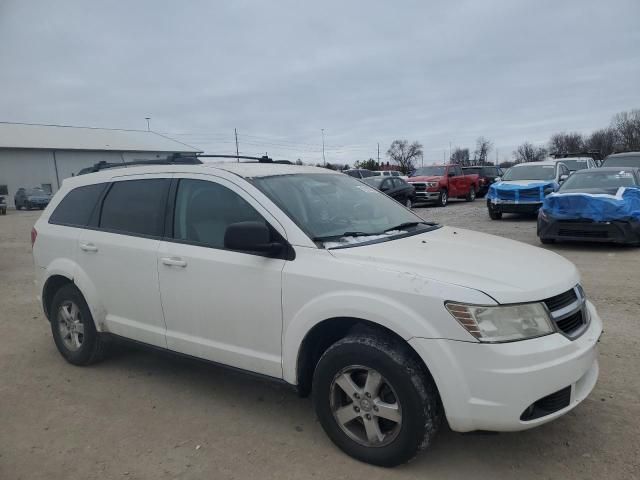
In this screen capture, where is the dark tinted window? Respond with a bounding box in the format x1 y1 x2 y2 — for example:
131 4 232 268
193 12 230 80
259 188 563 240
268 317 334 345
602 155 640 168
173 179 265 249
49 183 107 227
100 179 169 237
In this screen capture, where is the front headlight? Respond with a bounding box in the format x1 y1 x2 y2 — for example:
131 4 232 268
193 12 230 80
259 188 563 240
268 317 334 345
446 302 554 342
427 182 438 187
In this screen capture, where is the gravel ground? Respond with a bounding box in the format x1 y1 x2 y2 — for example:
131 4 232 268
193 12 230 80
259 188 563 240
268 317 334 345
1 202 638 480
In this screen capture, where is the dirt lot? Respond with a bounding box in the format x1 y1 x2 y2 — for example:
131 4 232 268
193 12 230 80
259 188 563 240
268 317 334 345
1 202 639 480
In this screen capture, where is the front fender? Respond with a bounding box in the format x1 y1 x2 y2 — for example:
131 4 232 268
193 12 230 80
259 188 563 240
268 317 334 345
282 291 452 384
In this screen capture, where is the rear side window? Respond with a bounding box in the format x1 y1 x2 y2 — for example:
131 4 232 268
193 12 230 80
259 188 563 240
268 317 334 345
100 179 169 237
49 183 107 227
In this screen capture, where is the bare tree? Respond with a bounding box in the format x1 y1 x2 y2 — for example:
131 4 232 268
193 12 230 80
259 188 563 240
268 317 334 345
585 128 618 159
355 158 379 171
548 132 585 154
513 142 547 163
611 109 640 151
473 137 493 165
450 147 470 166
387 140 423 174
295 158 303 165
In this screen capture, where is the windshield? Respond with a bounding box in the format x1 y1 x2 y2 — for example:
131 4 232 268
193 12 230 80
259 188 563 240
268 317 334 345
603 155 640 168
413 166 445 176
559 170 638 191
26 188 48 195
502 164 555 181
251 173 431 244
558 159 589 171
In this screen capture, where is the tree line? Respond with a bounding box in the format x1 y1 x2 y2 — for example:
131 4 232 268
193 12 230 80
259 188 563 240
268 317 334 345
511 108 640 165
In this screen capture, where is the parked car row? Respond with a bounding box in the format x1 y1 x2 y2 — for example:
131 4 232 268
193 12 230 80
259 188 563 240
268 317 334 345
485 153 640 246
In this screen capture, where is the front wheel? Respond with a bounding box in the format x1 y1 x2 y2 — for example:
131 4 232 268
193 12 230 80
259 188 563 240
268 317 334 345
437 190 448 207
405 197 413 209
312 334 442 467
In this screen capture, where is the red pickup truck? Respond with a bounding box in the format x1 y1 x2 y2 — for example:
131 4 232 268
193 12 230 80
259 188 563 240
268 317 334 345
408 164 479 206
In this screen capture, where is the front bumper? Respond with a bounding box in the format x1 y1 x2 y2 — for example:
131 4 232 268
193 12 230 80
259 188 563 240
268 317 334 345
538 215 640 245
488 199 542 214
409 300 602 432
413 191 441 201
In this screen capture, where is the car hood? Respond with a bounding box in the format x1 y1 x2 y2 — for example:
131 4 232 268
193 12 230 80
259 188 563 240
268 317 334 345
408 176 442 182
498 180 555 187
328 226 579 304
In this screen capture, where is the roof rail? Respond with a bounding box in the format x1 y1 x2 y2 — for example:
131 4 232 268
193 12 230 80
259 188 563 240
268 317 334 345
550 150 602 160
76 156 202 175
170 153 277 163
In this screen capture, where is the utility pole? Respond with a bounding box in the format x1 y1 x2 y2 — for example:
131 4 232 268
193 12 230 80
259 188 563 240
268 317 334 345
321 129 326 166
449 141 452 163
234 128 239 162
145 117 151 131
496 148 499 166
421 152 424 167
377 142 380 164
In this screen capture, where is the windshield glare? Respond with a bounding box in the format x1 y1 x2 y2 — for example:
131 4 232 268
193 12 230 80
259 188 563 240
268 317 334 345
251 173 424 241
560 170 637 190
502 165 555 181
413 166 445 176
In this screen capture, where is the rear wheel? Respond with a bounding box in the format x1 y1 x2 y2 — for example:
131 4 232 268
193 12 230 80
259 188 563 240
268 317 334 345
312 333 441 467
436 190 448 207
405 197 413 209
465 187 476 202
50 284 109 366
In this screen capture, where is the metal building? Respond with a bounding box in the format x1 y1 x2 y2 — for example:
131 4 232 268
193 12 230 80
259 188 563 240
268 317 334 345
0 122 200 207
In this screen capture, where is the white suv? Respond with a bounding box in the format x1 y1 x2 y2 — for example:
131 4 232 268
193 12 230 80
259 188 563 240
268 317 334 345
33 162 602 466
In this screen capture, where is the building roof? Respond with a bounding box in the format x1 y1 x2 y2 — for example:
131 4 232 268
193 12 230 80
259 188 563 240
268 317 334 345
0 122 201 153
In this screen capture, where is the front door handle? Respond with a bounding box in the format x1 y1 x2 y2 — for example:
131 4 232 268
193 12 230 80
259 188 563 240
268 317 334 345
79 242 98 253
161 257 187 268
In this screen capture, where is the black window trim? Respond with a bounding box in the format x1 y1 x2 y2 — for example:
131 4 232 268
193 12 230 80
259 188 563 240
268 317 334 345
163 177 295 261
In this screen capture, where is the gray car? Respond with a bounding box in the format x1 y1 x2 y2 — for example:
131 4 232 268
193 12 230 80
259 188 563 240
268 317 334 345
14 187 52 210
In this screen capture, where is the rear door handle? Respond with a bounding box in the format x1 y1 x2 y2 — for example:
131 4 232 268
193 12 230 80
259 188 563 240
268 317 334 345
79 242 98 253
161 257 187 268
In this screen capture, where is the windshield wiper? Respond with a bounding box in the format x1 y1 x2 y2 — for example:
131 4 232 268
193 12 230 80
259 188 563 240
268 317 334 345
384 221 428 232
312 231 374 242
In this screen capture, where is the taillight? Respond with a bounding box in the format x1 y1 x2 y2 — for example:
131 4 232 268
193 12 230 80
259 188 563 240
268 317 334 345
31 227 37 248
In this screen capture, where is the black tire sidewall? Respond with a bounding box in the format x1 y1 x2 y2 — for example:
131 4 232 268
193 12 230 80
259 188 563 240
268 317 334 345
313 338 435 467
50 285 100 365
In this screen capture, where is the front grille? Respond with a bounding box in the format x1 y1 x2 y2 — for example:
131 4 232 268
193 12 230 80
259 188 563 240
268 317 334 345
544 289 577 311
556 311 584 335
519 187 543 202
558 228 609 238
410 182 427 192
520 386 572 421
543 287 587 338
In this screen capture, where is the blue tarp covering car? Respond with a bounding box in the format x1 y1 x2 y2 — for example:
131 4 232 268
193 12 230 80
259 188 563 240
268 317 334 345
541 187 640 222
487 181 558 203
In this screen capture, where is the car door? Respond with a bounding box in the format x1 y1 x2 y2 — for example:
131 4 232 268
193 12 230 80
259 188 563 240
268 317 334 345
76 175 170 347
390 178 407 201
157 174 286 378
448 165 462 196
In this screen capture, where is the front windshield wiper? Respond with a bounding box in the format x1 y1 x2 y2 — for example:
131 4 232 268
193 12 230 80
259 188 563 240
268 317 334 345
312 231 374 242
384 221 429 232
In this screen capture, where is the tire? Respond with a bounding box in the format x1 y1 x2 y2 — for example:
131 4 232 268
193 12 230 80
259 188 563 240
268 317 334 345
25 202 31 211
465 187 476 202
539 237 555 244
405 197 413 209
50 284 109 366
488 203 502 220
312 333 442 467
436 190 448 207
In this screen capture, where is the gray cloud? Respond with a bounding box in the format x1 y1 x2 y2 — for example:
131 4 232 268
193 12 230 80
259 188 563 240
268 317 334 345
1 0 638 164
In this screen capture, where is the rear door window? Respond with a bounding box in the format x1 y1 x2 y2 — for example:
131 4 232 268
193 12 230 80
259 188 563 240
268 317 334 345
49 183 107 227
99 179 170 237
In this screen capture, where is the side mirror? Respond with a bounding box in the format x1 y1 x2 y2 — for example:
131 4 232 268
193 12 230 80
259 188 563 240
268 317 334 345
494 177 501 182
448 171 456 177
559 174 568 182
224 221 283 254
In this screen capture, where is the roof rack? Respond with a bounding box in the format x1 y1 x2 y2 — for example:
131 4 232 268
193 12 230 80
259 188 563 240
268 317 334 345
550 150 602 160
76 153 294 176
76 156 203 175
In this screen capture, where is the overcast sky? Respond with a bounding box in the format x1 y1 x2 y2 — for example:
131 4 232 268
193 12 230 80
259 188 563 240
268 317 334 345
1 0 638 164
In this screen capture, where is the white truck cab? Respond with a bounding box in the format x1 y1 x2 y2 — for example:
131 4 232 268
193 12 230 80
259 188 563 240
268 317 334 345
33 160 602 467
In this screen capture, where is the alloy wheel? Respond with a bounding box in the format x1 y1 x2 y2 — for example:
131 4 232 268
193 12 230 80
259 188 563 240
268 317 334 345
330 365 402 447
57 301 85 351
